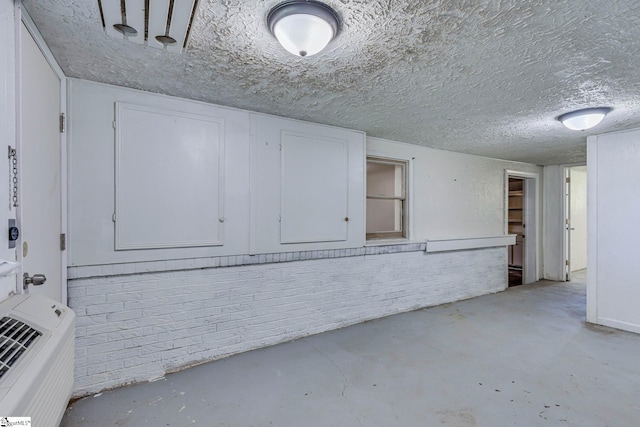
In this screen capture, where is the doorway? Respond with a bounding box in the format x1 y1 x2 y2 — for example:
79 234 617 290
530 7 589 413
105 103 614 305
506 171 539 286
564 165 587 281
508 178 524 286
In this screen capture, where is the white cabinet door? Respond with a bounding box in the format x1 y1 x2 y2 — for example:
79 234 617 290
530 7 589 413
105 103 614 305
280 131 348 243
251 114 365 253
115 103 225 250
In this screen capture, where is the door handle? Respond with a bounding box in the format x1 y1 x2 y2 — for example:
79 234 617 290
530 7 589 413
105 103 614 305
23 272 46 289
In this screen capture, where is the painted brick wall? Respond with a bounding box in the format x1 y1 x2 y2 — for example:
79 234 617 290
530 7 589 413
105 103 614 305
69 247 506 397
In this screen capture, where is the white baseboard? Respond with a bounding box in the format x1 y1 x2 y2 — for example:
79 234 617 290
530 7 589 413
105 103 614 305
595 317 640 334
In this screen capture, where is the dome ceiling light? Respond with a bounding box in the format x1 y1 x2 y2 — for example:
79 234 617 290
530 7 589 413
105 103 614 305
557 107 613 131
267 0 341 57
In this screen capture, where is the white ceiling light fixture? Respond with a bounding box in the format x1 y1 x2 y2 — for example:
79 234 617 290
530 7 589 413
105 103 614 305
557 107 613 131
267 0 340 57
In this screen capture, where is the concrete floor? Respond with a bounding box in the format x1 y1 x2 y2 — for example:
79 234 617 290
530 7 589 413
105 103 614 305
61 271 640 426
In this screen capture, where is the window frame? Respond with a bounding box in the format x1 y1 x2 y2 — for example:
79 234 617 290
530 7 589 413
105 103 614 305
365 155 410 241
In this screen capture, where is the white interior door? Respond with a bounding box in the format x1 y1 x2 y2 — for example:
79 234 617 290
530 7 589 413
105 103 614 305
564 168 572 281
19 22 63 302
568 166 587 274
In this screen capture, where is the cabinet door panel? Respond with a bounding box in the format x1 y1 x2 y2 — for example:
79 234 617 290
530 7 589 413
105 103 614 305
115 103 225 250
280 131 348 243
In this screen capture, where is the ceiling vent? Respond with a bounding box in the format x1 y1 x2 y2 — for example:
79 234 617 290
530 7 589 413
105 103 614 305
98 0 199 52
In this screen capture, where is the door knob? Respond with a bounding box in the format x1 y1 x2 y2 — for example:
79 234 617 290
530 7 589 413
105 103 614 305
23 272 46 289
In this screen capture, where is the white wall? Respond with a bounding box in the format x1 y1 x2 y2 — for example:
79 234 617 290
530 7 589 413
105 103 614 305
0 0 18 298
68 79 252 266
587 129 640 334
70 245 506 397
250 114 365 254
70 80 545 270
66 79 544 395
69 80 366 266
367 138 543 273
569 166 587 271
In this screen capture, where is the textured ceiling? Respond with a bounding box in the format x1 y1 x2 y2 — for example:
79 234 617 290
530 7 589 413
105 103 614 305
23 0 640 165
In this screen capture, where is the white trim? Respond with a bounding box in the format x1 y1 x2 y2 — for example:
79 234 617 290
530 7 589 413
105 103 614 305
60 73 68 305
426 235 515 253
14 1 23 297
595 317 640 335
19 5 69 304
505 169 540 283
357 140 367 243
365 239 417 247
249 115 258 255
586 135 598 323
564 167 571 281
365 150 415 242
68 243 428 279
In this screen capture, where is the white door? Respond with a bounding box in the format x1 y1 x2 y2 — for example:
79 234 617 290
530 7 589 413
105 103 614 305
564 165 588 281
19 22 63 302
564 168 572 281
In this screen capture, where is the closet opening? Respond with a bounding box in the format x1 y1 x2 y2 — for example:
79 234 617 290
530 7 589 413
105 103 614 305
508 177 525 286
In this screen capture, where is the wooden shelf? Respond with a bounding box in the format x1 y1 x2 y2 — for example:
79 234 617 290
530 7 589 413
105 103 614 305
508 177 524 272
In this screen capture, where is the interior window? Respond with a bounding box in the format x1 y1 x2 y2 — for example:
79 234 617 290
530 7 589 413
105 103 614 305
366 157 408 240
